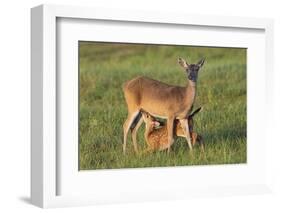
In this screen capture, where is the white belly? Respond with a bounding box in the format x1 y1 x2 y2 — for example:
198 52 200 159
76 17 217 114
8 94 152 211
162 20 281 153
148 112 182 120
148 112 167 119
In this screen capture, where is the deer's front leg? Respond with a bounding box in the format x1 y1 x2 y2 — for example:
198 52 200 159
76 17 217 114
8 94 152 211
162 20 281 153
167 117 175 153
179 119 193 151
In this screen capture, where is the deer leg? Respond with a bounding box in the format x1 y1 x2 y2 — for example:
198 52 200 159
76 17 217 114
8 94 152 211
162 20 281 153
131 116 143 153
179 119 193 151
167 117 175 153
123 111 140 154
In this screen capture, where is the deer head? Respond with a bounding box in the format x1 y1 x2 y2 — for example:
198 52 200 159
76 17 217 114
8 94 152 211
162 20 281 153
142 111 160 130
178 58 205 82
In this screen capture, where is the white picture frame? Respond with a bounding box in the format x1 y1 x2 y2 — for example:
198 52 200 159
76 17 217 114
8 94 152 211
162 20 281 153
31 4 274 208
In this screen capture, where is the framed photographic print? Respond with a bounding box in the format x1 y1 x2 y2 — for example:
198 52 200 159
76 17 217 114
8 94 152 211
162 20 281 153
31 4 274 208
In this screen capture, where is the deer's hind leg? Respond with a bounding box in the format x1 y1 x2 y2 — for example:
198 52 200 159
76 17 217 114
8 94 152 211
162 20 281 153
123 111 140 154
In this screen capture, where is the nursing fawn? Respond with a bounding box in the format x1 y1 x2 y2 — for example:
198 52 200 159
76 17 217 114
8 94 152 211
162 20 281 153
142 107 204 152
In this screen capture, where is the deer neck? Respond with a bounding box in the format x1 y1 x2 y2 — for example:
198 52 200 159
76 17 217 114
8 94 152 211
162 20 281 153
184 80 197 108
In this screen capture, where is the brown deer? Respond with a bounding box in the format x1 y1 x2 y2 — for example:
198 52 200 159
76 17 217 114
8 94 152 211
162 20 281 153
142 107 204 152
122 57 205 154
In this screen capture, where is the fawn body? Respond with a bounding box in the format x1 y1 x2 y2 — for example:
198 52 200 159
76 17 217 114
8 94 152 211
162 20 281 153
142 107 203 152
123 57 205 154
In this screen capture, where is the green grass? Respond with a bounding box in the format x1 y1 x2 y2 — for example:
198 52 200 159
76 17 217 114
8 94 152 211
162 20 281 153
79 42 247 170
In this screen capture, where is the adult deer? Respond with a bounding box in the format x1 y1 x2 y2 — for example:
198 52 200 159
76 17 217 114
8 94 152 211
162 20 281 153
122 57 205 154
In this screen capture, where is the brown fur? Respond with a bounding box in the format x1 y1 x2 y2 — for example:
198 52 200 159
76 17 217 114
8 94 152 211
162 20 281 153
123 76 195 118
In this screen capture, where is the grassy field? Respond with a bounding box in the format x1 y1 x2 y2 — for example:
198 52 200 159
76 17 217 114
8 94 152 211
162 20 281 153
79 42 247 170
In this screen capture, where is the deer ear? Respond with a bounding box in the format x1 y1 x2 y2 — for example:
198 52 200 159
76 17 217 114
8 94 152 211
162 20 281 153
178 57 189 69
197 58 205 68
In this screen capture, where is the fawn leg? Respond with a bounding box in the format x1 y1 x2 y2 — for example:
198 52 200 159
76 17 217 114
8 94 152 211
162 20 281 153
123 111 140 154
179 119 193 151
131 116 143 153
167 117 175 153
